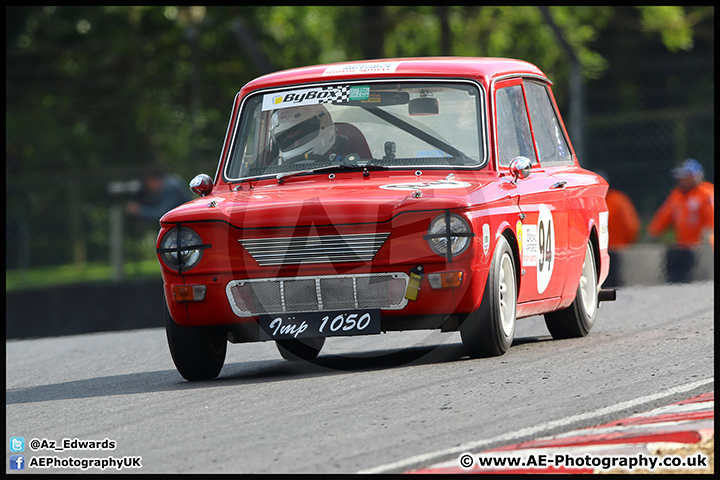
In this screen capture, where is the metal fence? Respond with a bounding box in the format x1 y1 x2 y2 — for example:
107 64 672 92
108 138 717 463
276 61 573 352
582 55 714 226
6 165 175 273
5 56 714 274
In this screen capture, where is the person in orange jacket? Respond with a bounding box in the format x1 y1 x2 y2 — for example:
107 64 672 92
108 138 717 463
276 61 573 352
606 187 641 249
648 158 714 283
596 170 641 286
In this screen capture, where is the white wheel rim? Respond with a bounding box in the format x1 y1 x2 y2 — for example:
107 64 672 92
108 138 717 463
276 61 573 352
498 252 516 337
579 243 598 319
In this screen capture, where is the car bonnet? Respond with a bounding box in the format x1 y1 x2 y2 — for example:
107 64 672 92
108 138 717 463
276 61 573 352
161 173 489 229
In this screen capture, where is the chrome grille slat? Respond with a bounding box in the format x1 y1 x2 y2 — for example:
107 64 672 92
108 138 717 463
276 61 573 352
250 255 377 263
240 234 383 245
245 248 383 254
240 233 389 266
226 273 409 317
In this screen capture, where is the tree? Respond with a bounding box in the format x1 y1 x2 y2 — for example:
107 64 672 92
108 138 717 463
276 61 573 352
5 6 714 270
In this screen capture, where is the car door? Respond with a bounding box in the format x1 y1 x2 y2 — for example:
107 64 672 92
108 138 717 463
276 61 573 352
523 80 601 296
494 78 568 306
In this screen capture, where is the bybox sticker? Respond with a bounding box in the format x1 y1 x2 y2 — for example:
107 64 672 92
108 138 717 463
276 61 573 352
262 85 350 111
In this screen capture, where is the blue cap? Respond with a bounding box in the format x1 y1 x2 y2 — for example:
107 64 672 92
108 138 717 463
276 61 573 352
672 158 703 179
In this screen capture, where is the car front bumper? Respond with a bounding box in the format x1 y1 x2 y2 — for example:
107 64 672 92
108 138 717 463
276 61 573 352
162 260 489 339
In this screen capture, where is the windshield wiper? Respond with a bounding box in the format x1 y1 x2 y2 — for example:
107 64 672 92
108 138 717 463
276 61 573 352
276 162 388 184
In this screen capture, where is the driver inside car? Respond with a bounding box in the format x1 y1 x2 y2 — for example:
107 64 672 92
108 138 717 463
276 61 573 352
270 105 354 165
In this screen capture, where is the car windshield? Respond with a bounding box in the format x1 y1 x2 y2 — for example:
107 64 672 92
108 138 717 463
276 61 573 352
224 81 485 180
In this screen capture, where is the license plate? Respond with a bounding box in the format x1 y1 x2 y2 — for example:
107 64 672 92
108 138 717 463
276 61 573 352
258 310 381 340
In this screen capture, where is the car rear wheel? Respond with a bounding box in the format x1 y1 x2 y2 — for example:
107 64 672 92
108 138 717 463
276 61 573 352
544 241 598 339
461 235 517 358
165 300 227 381
276 337 325 361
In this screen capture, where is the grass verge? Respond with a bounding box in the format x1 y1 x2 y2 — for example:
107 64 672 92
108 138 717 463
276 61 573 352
6 259 162 292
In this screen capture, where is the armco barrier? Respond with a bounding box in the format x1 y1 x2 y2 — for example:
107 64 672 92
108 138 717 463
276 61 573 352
6 278 165 339
608 243 713 287
5 244 713 340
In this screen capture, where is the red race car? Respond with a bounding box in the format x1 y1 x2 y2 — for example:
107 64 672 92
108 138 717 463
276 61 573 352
157 57 616 380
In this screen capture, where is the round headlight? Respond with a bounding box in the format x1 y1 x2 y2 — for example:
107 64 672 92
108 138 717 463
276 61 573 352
426 213 473 258
159 227 204 271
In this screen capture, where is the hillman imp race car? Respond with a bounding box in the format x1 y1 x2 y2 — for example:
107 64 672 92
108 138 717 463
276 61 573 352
157 57 616 380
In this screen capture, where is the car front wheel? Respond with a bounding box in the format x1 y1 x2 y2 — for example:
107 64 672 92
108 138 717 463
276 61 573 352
165 300 227 381
544 240 598 339
276 337 325 361
461 235 517 358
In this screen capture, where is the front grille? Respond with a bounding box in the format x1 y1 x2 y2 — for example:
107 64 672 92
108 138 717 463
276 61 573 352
239 233 389 266
226 273 409 317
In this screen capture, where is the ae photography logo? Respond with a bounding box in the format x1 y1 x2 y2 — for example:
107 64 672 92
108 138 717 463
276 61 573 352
10 437 25 453
8 436 142 472
9 437 25 470
10 455 25 471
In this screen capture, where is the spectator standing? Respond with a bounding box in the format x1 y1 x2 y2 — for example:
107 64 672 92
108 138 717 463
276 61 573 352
126 166 191 225
647 158 714 283
597 170 641 287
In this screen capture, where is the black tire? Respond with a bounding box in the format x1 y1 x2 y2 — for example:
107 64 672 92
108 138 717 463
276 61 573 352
544 241 598 339
165 301 227 381
276 337 325 361
461 235 517 358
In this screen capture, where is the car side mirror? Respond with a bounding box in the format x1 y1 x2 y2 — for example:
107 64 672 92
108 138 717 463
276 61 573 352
189 174 214 196
509 156 532 184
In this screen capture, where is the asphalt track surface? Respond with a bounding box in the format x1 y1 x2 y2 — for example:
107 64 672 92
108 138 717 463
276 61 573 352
6 281 714 474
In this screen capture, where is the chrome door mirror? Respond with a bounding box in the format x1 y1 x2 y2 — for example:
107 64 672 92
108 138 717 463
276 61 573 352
189 174 213 196
509 156 532 184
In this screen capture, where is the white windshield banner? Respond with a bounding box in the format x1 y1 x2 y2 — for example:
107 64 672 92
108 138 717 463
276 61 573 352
322 62 402 76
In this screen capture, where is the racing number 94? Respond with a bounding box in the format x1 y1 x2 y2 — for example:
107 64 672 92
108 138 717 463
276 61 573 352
538 218 552 272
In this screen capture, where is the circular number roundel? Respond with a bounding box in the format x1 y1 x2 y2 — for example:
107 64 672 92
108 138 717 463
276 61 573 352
537 204 555 294
379 180 471 191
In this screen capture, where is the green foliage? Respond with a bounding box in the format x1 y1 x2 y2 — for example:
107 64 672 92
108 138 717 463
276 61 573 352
7 5 711 177
5 5 714 279
384 6 443 57
257 7 357 67
638 6 698 52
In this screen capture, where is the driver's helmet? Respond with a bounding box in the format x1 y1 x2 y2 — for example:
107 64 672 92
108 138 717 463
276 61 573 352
270 105 336 162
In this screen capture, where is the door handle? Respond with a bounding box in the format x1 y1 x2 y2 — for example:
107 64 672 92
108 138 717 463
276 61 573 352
550 180 567 189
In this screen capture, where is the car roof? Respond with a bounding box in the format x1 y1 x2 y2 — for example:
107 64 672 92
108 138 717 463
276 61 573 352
240 57 548 94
